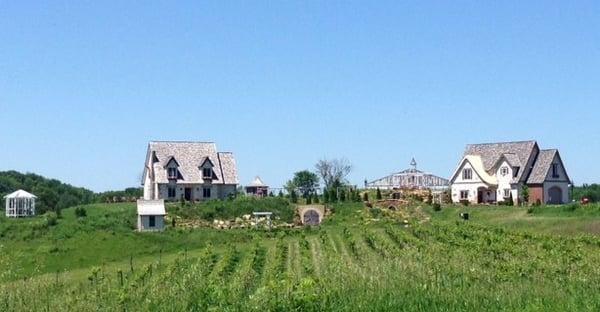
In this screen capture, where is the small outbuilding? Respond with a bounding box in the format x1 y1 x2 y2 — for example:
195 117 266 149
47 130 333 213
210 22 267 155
4 190 37 218
136 199 166 232
245 176 269 197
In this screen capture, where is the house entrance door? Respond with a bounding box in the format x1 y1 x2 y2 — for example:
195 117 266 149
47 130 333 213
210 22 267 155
184 188 192 201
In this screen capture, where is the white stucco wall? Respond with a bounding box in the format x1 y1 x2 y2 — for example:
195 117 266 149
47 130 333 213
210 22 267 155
137 215 165 231
451 161 490 203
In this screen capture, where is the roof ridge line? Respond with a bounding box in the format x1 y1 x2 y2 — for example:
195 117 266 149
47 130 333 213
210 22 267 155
466 140 536 146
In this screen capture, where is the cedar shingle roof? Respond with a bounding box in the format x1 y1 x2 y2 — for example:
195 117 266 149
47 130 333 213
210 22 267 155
463 140 537 182
144 141 239 185
527 149 558 184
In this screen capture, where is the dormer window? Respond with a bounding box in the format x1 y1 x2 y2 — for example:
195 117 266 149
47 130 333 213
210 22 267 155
203 168 212 179
551 164 559 178
168 168 178 179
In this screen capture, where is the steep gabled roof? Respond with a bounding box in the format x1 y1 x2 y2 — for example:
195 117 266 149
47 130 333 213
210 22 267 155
527 149 570 184
464 140 537 182
144 141 239 185
248 176 267 187
450 155 498 185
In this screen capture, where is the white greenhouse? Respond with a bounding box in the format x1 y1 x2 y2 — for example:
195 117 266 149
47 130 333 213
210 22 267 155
4 190 37 218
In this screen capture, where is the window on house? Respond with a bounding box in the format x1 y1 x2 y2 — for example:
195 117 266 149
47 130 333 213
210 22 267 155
168 167 178 179
500 166 509 176
513 167 520 178
203 168 212 179
460 190 469 200
203 187 211 198
504 189 511 198
168 187 176 198
149 215 156 227
552 164 559 178
462 168 473 180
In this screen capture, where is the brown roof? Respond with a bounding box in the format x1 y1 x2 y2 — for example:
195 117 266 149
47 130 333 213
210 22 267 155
464 140 537 182
526 149 569 184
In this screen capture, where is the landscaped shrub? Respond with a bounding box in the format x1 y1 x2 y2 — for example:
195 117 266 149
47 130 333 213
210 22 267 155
370 207 382 218
363 192 369 202
376 188 382 200
169 197 294 223
460 200 470 206
45 211 58 226
432 203 441 211
75 206 87 218
290 190 298 204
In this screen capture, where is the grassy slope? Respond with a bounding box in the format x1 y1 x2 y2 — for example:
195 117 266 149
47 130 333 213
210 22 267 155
427 203 600 235
2 202 600 310
0 203 257 281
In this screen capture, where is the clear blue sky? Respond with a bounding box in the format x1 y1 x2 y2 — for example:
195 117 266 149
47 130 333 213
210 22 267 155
1 1 599 192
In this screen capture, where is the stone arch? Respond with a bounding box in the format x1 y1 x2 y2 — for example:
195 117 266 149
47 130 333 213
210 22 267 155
548 186 563 205
298 205 325 226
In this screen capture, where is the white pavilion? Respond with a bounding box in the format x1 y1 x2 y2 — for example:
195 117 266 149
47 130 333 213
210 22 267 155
4 190 37 218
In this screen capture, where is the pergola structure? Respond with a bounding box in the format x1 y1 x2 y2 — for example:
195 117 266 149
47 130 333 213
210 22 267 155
4 190 37 218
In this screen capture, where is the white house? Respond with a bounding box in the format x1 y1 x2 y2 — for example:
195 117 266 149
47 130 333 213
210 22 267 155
4 190 36 217
137 199 166 231
142 141 239 202
450 141 571 205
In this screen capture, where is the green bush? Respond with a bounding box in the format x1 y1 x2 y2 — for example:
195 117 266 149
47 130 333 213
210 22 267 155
370 207 382 218
169 197 294 223
432 203 442 211
75 206 87 218
45 211 58 227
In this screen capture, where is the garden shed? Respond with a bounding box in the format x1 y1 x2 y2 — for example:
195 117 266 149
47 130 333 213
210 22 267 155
136 199 166 232
4 189 36 217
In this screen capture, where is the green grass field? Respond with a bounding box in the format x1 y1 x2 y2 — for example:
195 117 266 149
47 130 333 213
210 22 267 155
2 200 600 311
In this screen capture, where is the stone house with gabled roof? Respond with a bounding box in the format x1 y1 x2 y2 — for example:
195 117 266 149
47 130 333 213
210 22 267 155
142 141 239 202
449 140 571 205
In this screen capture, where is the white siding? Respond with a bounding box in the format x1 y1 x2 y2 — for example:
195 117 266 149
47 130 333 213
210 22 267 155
137 215 165 231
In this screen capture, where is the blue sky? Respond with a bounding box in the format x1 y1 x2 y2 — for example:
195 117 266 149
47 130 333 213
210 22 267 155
1 1 599 192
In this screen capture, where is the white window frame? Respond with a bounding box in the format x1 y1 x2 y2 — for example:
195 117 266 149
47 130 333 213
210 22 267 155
500 166 509 176
460 190 469 200
462 168 473 180
203 168 212 179
503 189 511 198
168 167 178 179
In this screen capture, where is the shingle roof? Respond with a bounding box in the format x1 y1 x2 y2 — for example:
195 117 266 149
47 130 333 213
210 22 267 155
464 141 537 181
527 149 557 184
145 141 239 185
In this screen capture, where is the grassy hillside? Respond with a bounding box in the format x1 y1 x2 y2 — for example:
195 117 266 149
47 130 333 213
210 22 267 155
0 171 142 214
2 201 600 311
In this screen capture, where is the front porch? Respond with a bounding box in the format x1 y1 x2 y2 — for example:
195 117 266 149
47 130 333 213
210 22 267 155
476 187 497 204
